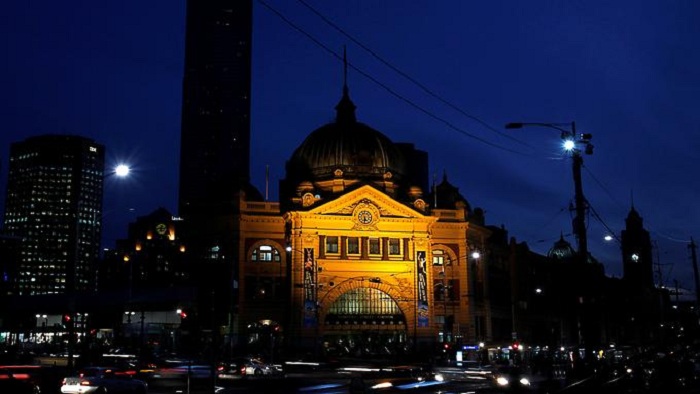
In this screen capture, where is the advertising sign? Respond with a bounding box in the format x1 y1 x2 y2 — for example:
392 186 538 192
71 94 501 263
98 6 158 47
416 251 429 327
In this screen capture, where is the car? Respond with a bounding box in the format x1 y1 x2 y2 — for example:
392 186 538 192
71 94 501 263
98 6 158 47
0 366 41 394
152 363 213 380
490 365 535 391
61 366 148 393
217 357 277 379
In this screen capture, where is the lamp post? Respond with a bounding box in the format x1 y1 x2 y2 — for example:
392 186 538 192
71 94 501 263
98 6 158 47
67 164 130 372
505 122 593 263
467 248 483 344
507 122 596 352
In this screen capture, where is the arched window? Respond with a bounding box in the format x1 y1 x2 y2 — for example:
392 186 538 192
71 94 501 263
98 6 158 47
251 245 281 262
325 287 405 325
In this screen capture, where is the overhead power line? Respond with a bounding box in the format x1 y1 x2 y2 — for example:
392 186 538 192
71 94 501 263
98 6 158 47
257 0 532 156
583 164 689 244
295 0 533 149
588 202 621 244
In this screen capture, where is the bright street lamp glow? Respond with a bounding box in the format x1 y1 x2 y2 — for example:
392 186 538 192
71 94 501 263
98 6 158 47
563 139 575 151
604 235 613 241
471 251 481 259
114 164 130 177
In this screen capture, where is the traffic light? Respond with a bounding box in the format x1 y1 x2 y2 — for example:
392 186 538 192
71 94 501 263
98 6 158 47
62 314 73 328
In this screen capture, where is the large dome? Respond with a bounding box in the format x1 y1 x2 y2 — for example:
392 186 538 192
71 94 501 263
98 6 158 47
548 234 576 260
285 87 406 185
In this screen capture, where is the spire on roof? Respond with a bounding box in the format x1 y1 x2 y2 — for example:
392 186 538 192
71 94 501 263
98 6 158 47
335 46 356 123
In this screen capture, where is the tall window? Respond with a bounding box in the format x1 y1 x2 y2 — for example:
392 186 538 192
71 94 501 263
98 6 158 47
369 238 380 255
448 279 459 302
388 238 401 255
434 280 447 301
434 279 459 302
347 237 360 254
326 236 339 254
245 276 281 300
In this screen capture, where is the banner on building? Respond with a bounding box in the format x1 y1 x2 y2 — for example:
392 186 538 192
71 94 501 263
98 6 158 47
416 251 429 327
303 248 317 328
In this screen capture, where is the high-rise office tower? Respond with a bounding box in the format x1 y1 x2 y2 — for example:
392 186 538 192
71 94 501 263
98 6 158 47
177 0 258 331
2 135 105 295
178 0 254 219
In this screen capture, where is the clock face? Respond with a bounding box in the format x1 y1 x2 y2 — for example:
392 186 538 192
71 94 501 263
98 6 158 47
357 210 373 224
156 223 167 235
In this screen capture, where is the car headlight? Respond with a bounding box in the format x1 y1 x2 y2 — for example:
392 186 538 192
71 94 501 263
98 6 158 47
434 373 444 382
519 377 531 386
496 376 509 386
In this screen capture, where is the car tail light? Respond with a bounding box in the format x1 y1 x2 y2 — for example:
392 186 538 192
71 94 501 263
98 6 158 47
240 366 246 375
217 366 224 372
81 380 93 386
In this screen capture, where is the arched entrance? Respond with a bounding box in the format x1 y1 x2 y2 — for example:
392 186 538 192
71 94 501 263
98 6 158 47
318 281 411 358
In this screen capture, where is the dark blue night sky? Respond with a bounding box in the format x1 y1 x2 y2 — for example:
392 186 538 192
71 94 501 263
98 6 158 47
1 1 699 290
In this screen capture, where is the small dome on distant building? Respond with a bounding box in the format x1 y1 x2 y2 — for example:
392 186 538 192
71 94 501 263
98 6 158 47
548 234 576 260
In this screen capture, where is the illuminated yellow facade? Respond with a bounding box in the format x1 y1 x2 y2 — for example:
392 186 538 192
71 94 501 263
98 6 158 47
235 87 492 356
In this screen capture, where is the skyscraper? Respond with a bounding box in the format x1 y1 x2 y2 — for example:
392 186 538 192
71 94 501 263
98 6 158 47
178 0 255 219
177 0 259 332
2 135 105 295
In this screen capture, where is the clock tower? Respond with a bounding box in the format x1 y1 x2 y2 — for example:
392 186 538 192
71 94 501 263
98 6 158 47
621 206 654 287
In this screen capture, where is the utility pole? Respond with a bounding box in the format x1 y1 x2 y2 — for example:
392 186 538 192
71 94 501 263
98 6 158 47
505 121 594 351
505 121 593 262
571 143 588 263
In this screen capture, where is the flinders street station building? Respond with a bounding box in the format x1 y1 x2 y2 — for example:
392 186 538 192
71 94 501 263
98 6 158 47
233 84 509 358
226 81 673 360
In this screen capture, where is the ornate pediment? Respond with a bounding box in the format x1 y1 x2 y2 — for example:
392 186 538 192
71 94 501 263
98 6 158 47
310 185 425 220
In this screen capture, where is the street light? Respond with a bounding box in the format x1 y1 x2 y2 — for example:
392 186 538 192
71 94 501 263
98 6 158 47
114 164 130 177
68 163 131 372
505 122 593 263
508 122 599 352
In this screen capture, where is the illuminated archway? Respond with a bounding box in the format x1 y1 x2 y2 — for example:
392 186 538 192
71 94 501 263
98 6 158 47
318 277 409 329
316 278 412 357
